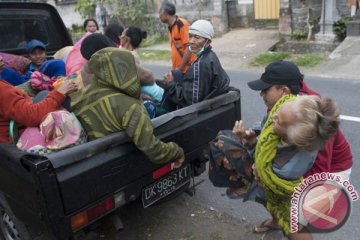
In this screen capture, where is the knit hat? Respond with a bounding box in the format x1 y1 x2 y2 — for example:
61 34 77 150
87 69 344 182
80 33 116 60
189 20 214 40
247 60 303 94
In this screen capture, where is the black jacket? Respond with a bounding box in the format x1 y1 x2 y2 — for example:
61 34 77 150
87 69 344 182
162 47 230 111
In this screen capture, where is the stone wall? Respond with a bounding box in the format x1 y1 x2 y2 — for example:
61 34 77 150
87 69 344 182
291 0 322 30
337 0 351 17
274 40 338 53
161 0 227 35
225 0 255 28
290 0 351 35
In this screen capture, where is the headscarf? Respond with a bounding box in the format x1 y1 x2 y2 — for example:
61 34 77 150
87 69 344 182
80 33 116 60
104 23 124 46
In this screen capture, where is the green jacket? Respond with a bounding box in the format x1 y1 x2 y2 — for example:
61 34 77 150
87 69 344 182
71 48 183 164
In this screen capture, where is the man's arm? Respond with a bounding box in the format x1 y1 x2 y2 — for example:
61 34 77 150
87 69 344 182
177 46 192 72
1 86 65 126
176 20 193 72
122 102 184 164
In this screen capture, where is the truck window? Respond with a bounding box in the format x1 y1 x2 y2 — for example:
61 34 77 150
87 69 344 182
0 19 48 51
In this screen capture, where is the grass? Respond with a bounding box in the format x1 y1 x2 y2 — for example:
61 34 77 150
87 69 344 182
138 49 170 61
250 51 291 66
141 35 168 48
250 51 326 68
293 54 326 68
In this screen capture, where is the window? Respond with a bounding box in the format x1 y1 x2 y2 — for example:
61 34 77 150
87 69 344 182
55 0 77 5
0 19 48 51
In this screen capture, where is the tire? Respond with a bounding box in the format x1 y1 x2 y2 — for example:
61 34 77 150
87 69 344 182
0 202 30 240
0 201 45 240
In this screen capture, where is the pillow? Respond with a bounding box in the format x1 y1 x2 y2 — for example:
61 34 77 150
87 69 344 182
0 52 31 74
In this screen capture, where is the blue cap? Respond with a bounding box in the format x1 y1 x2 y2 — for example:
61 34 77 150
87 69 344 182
26 39 46 54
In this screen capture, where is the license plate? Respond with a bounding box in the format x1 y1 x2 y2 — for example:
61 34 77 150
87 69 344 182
142 165 190 208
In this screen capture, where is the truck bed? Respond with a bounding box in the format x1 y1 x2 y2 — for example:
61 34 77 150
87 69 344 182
0 90 240 239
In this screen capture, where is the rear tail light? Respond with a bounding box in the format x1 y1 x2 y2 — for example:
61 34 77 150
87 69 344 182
70 191 125 232
152 163 172 180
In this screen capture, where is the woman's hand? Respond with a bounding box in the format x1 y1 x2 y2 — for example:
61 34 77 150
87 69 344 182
57 79 78 96
162 70 173 87
232 120 257 146
223 157 234 170
140 93 152 101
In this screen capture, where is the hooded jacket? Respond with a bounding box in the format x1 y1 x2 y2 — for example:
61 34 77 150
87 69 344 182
71 48 183 164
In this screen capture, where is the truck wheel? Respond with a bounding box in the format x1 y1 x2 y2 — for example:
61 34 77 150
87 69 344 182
0 199 50 240
0 202 43 240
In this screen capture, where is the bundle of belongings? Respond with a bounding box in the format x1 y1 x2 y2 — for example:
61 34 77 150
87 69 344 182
14 110 87 156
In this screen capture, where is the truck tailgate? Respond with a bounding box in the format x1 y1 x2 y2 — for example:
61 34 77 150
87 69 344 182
46 91 241 214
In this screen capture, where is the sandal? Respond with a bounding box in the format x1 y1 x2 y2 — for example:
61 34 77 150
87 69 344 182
253 219 281 233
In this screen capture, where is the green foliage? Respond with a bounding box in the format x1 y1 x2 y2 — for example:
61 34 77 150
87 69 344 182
75 0 97 18
140 34 168 48
109 0 146 26
70 23 83 33
250 52 291 66
250 52 325 68
293 54 326 68
333 17 352 41
291 29 307 41
75 0 168 43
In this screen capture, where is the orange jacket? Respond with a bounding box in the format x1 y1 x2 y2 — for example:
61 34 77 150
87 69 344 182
168 17 196 73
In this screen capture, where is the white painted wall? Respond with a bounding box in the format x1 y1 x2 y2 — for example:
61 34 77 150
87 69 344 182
47 0 83 29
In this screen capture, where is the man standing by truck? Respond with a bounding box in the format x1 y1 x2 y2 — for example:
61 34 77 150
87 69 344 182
159 1 196 73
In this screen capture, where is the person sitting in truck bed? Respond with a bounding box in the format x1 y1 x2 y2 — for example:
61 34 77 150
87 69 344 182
119 26 165 118
0 77 78 144
161 19 230 112
23 39 66 81
70 42 184 167
16 40 67 96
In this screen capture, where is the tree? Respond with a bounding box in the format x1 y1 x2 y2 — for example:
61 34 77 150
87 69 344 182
76 0 147 26
75 0 98 18
75 0 167 40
